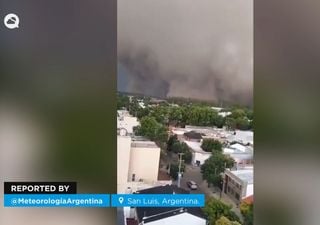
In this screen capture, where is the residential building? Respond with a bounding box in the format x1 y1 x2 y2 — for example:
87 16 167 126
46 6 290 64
126 185 206 225
223 168 253 205
183 131 202 142
223 143 253 168
184 141 211 166
226 130 253 146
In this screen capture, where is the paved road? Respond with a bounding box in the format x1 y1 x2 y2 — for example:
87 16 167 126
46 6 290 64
173 164 242 219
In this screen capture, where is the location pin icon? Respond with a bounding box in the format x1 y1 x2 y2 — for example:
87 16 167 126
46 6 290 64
119 197 124 204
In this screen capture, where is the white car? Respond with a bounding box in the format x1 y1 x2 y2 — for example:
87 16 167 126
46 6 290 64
187 180 198 190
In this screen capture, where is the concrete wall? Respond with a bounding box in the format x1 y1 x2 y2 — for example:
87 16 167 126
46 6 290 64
117 135 132 193
128 146 160 183
193 152 211 165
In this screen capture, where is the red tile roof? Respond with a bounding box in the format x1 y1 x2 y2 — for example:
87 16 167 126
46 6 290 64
242 195 254 204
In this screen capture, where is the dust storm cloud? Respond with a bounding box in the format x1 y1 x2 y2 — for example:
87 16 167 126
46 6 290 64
118 0 253 104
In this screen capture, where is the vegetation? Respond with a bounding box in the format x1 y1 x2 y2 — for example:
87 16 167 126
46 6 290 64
201 139 223 153
215 216 241 225
240 202 253 225
167 135 192 164
117 94 130 110
134 116 168 144
120 93 253 131
201 153 235 187
203 197 240 225
167 135 178 151
169 163 185 180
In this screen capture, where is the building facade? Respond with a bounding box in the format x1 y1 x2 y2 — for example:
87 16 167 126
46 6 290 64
223 168 253 205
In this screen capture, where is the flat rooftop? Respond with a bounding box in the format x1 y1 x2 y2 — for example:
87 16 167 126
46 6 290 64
229 169 253 184
184 141 211 154
131 140 158 148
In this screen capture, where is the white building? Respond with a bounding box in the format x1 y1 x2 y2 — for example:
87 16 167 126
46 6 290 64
117 134 132 193
117 110 140 134
226 130 253 146
218 111 232 117
184 141 211 166
223 168 253 205
223 146 253 169
117 131 171 193
128 139 160 183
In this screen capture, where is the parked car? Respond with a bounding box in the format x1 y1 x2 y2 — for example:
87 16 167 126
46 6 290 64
187 180 198 190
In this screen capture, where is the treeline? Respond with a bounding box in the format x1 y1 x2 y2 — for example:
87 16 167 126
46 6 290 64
117 94 253 131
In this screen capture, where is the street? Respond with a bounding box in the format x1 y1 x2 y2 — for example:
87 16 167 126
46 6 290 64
173 164 242 219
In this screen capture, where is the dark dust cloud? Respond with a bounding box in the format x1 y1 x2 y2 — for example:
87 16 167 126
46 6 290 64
118 0 253 104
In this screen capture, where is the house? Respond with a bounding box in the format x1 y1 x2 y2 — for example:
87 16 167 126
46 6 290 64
223 168 253 205
223 143 253 168
183 131 202 142
184 141 211 166
128 185 206 225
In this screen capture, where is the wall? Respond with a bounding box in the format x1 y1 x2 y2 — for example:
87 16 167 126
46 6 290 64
128 145 160 183
193 152 211 165
117 135 132 193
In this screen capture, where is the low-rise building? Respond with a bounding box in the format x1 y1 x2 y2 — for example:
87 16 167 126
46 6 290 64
184 141 211 166
117 110 140 134
183 131 202 142
126 185 207 225
223 143 253 168
223 168 253 205
128 139 161 183
117 135 164 193
226 130 253 146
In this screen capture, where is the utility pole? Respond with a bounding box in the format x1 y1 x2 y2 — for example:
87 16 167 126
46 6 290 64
177 153 184 188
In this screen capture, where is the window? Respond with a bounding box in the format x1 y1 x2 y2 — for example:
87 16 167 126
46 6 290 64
132 174 135 181
235 193 240 200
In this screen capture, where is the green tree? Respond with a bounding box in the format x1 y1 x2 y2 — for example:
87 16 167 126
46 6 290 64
117 94 130 110
201 153 235 187
201 139 223 153
215 216 241 225
150 106 170 124
136 107 150 119
203 197 240 224
215 115 225 128
171 141 192 164
169 163 185 180
230 108 246 119
183 147 192 164
167 135 178 151
187 106 218 126
225 117 236 130
135 116 168 143
168 106 184 125
240 202 253 225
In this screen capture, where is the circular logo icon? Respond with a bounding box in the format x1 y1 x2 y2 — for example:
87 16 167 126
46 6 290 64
4 13 20 29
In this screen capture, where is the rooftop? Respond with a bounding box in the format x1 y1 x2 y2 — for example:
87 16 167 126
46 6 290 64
131 140 158 148
229 169 253 184
135 185 205 223
184 141 211 154
184 131 202 139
